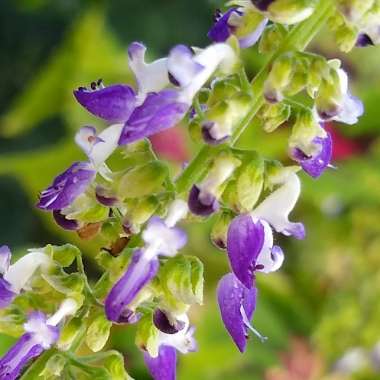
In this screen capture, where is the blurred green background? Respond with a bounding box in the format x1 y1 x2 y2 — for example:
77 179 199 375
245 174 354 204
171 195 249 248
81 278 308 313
1 1 380 379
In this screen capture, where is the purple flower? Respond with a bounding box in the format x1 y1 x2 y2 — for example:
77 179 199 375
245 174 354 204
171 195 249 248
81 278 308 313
0 312 59 380
356 33 374 47
227 215 265 288
201 121 230 145
208 8 268 49
0 277 16 309
105 249 159 323
217 273 265 352
37 162 95 211
291 133 333 178
74 83 136 123
52 210 80 231
188 185 220 216
0 245 11 275
118 90 189 145
144 345 177 380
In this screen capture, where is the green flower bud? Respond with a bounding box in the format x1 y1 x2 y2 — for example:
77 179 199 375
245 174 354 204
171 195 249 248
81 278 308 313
199 151 241 199
135 313 159 357
264 53 294 103
236 155 265 212
58 317 85 350
101 219 122 242
306 58 327 98
221 179 239 212
65 194 109 224
39 354 67 380
208 79 240 106
159 255 204 307
265 0 316 24
42 264 84 297
117 161 168 199
123 196 159 234
46 244 80 267
259 24 287 54
103 351 134 380
315 67 345 120
210 211 234 250
265 161 300 189
188 119 203 143
86 314 112 352
289 109 327 156
285 60 308 96
260 102 291 132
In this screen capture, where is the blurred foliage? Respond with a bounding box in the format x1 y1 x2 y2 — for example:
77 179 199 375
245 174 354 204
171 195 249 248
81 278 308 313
1 1 380 379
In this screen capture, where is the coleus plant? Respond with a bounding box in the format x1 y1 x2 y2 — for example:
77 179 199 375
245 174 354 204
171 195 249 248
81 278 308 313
1 0 379 379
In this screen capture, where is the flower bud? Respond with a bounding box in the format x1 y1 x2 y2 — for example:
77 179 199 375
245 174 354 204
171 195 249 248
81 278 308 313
46 244 80 267
39 354 67 380
188 152 240 216
160 255 204 308
123 196 159 234
63 193 109 224
117 161 169 199
135 313 159 357
103 351 133 380
202 94 251 145
210 211 234 250
86 314 112 352
235 155 265 212
259 23 287 53
207 78 240 107
260 102 291 132
252 0 316 24
264 53 293 103
315 66 345 120
289 109 326 157
58 317 85 350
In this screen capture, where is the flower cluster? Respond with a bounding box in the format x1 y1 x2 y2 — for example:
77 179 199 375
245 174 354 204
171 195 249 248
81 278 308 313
0 0 375 379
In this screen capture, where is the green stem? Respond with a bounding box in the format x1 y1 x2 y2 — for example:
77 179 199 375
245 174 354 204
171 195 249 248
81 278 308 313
175 0 334 193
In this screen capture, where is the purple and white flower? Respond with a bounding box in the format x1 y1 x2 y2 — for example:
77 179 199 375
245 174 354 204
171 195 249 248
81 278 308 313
291 131 333 178
226 172 304 285
356 24 380 47
144 313 197 380
0 299 77 380
105 200 188 323
119 43 236 145
217 273 266 353
208 7 268 48
0 247 52 309
188 154 240 216
317 68 364 125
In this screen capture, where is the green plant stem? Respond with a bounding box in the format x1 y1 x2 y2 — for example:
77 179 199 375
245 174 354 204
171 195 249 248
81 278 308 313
175 0 334 193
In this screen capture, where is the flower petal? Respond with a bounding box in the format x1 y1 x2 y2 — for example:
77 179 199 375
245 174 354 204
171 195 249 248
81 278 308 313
238 18 268 48
73 84 136 123
167 45 204 87
0 245 11 275
119 90 189 145
0 333 44 380
105 250 159 323
0 277 16 309
142 217 187 258
227 215 265 288
128 42 170 98
208 8 241 43
217 273 257 352
188 185 219 216
251 173 305 239
332 93 364 125
144 345 177 380
153 309 186 335
53 210 80 231
37 162 96 211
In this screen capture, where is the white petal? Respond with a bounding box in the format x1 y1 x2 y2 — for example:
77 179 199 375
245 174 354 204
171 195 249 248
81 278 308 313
179 43 236 103
89 124 123 166
164 199 188 228
128 42 169 101
47 298 78 326
4 250 51 293
251 173 304 238
75 126 98 155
